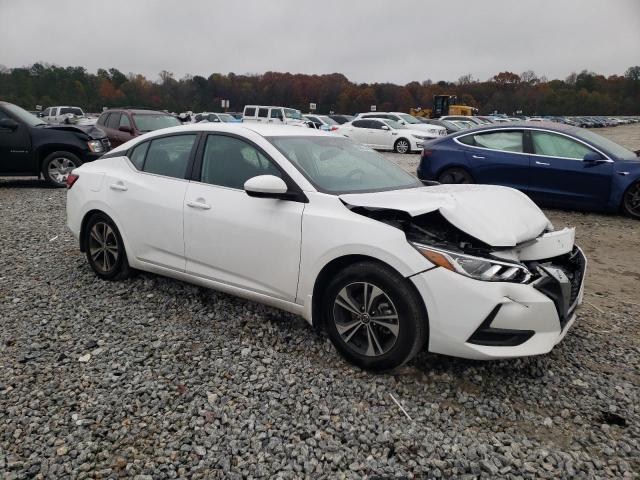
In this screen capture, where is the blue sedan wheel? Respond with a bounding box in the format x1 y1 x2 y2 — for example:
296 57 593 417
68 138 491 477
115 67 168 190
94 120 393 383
438 167 474 184
623 182 640 219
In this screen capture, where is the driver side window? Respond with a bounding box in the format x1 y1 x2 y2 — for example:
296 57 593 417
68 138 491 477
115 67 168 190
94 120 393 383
531 131 596 160
200 135 282 190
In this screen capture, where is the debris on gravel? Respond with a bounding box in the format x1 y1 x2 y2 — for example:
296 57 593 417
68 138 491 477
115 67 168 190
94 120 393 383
0 176 638 479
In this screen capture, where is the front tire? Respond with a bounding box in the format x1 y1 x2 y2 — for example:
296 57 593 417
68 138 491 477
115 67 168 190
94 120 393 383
437 167 474 184
42 151 81 187
622 182 640 219
394 138 411 154
83 213 131 280
322 261 428 371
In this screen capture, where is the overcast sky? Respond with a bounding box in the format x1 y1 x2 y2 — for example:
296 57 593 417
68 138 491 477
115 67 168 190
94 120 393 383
1 0 638 84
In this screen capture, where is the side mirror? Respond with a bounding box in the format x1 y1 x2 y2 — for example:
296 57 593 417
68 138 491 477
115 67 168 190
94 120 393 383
119 125 133 133
583 152 604 163
244 175 289 199
0 118 19 130
399 120 406 125
380 125 390 131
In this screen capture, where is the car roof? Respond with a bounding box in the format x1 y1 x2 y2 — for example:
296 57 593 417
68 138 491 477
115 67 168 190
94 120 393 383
447 121 581 137
103 108 169 115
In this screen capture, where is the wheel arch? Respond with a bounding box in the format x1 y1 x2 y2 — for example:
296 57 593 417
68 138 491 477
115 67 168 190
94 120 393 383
310 254 428 331
36 145 84 171
79 208 130 257
435 164 475 182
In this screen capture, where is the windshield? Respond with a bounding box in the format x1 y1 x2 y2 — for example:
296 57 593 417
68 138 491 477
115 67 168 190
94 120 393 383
398 113 420 124
132 114 181 132
318 115 338 125
2 103 46 126
284 108 302 120
267 136 422 194
383 119 406 130
575 129 638 160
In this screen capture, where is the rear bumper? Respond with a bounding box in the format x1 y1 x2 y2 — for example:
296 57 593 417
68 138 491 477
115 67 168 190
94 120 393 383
410 248 586 360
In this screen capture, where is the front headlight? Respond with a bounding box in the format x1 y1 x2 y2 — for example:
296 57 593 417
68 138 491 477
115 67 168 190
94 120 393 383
411 243 531 283
412 134 428 140
87 140 104 153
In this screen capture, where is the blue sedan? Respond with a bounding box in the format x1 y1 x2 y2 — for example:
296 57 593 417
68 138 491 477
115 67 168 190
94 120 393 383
417 122 640 219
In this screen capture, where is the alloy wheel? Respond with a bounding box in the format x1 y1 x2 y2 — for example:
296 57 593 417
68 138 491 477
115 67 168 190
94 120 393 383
47 157 76 184
332 282 400 357
88 222 119 274
624 183 640 217
395 140 410 154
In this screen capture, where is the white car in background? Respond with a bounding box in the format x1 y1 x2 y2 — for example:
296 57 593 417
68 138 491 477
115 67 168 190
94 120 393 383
356 112 446 138
242 105 306 127
337 118 428 153
303 114 340 131
67 123 585 371
40 106 96 125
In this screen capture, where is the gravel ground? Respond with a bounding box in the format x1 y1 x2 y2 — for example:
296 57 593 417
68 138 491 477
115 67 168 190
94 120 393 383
1 126 639 479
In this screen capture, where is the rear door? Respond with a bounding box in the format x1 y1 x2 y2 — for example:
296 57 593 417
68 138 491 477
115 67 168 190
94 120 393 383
527 129 613 209
458 129 530 192
105 113 124 147
346 120 372 145
104 133 198 270
256 107 269 124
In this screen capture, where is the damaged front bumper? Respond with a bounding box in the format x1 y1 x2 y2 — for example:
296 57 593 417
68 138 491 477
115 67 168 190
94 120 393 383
410 242 587 360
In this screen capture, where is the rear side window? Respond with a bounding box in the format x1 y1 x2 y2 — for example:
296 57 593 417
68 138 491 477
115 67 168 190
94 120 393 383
531 131 595 160
97 113 108 126
352 120 368 128
460 130 523 152
142 135 197 179
244 107 256 117
270 109 283 119
106 113 121 129
200 135 282 189
258 108 269 118
129 141 149 170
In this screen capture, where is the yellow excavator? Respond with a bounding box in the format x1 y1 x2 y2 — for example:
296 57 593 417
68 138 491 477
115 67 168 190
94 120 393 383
411 95 477 118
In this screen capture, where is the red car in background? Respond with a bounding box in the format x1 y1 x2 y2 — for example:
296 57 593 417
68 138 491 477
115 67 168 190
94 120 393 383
96 108 181 147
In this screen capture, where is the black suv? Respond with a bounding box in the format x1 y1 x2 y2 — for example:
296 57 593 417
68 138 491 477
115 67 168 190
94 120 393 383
0 101 110 187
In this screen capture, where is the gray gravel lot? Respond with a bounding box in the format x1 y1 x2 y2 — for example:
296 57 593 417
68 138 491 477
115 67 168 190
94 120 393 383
1 126 639 478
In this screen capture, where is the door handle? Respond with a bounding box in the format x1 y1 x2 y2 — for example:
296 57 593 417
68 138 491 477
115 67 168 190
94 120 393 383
472 155 485 159
109 182 128 191
186 200 211 210
535 161 550 166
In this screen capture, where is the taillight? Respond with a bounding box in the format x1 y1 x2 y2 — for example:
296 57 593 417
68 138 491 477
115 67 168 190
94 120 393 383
330 126 339 131
421 149 432 160
66 173 79 189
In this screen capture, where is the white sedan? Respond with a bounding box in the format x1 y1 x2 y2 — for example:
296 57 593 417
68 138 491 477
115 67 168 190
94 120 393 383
67 123 586 371
336 118 429 153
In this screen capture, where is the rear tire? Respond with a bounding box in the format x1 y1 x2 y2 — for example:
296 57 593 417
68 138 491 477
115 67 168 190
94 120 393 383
394 138 411 154
322 261 428 371
42 151 81 187
437 167 474 184
83 213 131 281
622 182 640 220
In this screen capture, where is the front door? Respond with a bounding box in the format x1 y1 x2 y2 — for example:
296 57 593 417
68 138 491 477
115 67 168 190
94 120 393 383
184 133 304 300
0 109 33 174
527 130 613 209
367 120 395 149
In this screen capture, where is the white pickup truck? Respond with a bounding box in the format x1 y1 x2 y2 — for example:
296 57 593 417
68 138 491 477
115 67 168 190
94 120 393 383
40 106 96 125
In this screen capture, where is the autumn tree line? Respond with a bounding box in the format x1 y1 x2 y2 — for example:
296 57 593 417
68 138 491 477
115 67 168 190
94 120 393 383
1 63 639 116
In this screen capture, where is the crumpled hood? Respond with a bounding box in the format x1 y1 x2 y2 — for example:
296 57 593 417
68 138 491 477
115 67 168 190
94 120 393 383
44 124 106 140
340 184 552 247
